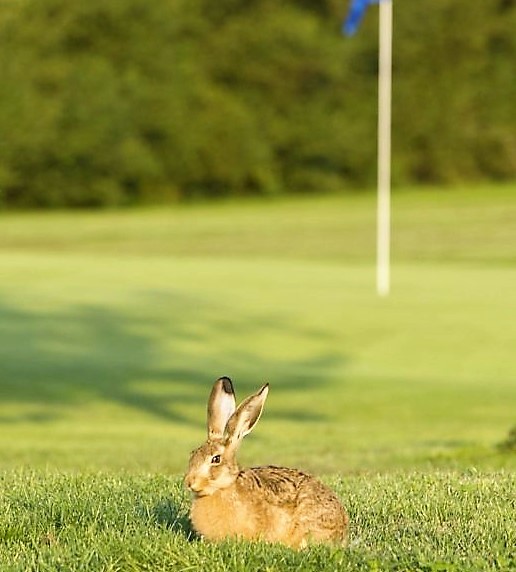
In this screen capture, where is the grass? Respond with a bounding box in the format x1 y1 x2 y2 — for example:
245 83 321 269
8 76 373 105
2 183 516 264
1 470 514 571
1 184 515 569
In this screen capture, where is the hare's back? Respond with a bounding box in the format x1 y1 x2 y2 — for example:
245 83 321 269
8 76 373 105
241 465 346 515
239 465 348 545
239 466 310 503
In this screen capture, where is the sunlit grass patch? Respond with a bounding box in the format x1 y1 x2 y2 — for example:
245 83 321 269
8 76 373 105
0 470 514 571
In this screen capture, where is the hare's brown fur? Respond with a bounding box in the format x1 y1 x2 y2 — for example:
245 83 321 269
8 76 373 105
190 465 348 548
185 378 349 549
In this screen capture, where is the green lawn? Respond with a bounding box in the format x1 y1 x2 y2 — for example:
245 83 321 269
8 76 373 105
1 471 514 571
1 185 515 569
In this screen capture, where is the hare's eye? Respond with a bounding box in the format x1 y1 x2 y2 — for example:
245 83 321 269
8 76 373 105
211 455 221 464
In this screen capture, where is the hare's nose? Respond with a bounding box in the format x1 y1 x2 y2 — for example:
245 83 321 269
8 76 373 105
184 474 199 492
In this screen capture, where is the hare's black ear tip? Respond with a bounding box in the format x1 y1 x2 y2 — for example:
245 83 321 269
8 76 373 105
260 383 270 394
217 376 234 394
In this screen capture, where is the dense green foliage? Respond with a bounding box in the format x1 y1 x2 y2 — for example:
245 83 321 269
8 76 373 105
0 0 515 207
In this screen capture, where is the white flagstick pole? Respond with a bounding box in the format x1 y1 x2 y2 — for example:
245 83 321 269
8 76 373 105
377 0 392 296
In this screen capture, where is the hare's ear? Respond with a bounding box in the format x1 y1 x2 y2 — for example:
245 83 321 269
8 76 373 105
224 384 269 447
207 377 236 440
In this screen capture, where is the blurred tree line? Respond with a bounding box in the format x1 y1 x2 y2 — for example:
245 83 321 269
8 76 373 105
0 0 514 208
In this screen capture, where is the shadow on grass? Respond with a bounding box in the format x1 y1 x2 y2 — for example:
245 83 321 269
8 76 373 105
0 292 347 424
152 497 197 540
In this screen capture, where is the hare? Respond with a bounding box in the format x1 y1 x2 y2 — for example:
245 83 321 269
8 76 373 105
184 376 348 549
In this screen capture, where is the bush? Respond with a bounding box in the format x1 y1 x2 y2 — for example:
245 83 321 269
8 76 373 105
0 0 515 207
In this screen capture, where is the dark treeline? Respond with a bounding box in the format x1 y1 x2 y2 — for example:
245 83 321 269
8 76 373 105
0 0 514 208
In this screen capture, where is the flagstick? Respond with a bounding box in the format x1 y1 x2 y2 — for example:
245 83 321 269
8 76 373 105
377 0 392 297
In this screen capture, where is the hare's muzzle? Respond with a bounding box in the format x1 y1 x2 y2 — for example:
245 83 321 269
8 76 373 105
184 474 194 490
184 473 203 495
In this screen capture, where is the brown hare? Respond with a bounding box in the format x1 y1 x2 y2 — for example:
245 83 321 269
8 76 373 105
184 376 348 549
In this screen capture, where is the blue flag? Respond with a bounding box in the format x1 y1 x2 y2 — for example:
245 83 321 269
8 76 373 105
343 0 380 36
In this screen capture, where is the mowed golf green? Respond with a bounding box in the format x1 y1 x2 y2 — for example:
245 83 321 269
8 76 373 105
1 185 515 570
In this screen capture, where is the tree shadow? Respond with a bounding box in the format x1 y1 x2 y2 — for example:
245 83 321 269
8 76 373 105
0 291 348 425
